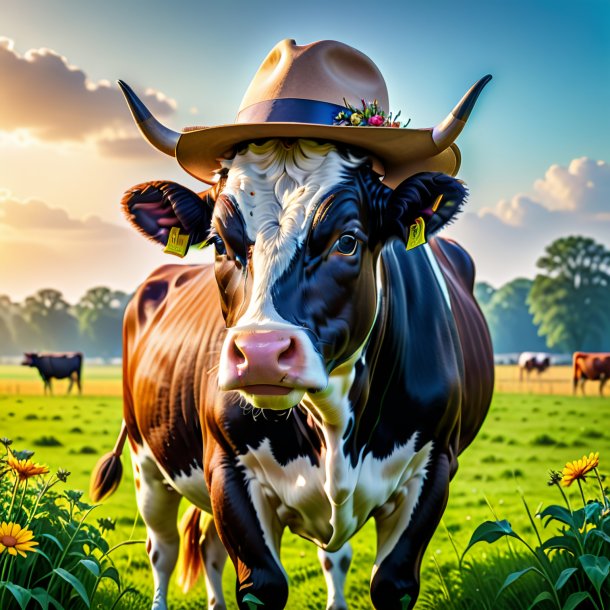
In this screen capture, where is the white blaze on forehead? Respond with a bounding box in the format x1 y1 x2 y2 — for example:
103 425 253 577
218 139 367 325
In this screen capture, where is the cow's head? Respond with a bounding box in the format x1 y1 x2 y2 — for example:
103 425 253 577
123 139 466 414
22 352 37 366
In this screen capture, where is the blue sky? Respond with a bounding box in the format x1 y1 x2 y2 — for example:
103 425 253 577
0 0 609 299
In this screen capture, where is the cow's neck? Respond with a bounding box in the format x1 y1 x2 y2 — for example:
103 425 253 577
301 349 362 506
299 257 386 505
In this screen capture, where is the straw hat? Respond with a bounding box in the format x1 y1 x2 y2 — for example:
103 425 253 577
119 39 491 188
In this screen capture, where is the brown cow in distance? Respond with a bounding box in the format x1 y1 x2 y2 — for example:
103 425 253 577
573 352 610 396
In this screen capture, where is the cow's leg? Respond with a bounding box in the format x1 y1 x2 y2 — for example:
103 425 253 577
132 448 181 610
201 517 228 610
600 376 607 397
318 543 352 610
67 376 74 394
370 452 450 610
209 453 288 610
580 377 587 396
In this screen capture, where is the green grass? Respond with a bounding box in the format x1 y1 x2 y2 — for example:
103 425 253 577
1 375 609 609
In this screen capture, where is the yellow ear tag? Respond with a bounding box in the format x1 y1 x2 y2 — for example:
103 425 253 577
163 226 190 258
406 216 426 251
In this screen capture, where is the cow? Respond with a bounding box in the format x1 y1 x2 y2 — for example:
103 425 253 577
573 352 610 396
518 351 551 382
90 40 493 610
22 352 83 395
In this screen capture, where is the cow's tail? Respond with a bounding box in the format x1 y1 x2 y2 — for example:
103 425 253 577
176 505 210 593
89 421 128 502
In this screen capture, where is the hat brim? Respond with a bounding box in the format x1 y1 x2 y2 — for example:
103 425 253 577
175 123 460 189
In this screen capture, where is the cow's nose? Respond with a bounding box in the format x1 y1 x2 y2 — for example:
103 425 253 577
229 331 299 378
219 328 327 394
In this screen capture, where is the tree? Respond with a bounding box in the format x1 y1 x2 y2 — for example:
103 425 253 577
22 289 80 351
484 278 549 353
474 282 495 308
76 287 129 358
528 236 610 352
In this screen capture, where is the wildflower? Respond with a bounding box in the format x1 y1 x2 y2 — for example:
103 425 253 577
547 470 562 486
97 517 116 532
56 468 71 482
1 437 12 447
8 455 50 481
0 522 38 557
561 452 599 487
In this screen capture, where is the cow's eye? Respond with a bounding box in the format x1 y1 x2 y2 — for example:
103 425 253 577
334 234 358 256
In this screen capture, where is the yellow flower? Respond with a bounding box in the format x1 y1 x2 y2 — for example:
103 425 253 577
7 455 49 481
350 113 363 126
0 522 38 557
561 452 600 487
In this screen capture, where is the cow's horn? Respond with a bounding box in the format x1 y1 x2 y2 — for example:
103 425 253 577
431 74 492 151
117 80 180 157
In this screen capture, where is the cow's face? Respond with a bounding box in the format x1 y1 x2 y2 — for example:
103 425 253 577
22 353 36 366
123 139 467 412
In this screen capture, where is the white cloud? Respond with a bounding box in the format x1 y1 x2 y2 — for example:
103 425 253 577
0 37 176 156
481 158 610 224
0 194 212 302
533 157 610 215
444 158 610 286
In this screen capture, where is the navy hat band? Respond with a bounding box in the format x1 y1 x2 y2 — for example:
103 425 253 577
237 98 346 125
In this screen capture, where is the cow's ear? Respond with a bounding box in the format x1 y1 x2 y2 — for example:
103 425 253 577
121 181 215 255
385 172 467 248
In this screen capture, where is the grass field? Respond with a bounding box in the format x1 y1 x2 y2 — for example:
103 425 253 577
1 364 609 609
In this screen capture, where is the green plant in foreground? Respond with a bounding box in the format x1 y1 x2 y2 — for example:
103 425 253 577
0 436 143 609
461 451 610 610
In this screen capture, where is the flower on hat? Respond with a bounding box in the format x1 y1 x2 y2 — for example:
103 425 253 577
350 113 364 126
333 97 409 128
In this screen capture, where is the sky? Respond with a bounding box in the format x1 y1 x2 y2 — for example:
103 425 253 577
0 0 609 302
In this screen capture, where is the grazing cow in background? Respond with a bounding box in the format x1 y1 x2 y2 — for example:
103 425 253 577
518 351 552 381
573 352 610 396
91 39 493 610
22 352 83 395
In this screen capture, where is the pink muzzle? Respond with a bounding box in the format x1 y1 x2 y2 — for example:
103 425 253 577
218 328 327 395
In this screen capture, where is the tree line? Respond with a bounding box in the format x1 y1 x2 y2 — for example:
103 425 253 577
478 236 610 354
0 235 608 359
0 287 130 359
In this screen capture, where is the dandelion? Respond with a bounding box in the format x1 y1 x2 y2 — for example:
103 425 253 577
561 452 599 487
0 522 38 557
7 455 49 481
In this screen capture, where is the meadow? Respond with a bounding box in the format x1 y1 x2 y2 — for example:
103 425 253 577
1 364 608 609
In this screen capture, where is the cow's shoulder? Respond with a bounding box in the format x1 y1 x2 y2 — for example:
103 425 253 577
127 263 215 329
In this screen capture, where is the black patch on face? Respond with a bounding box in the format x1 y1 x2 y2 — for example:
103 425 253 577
271 169 389 370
